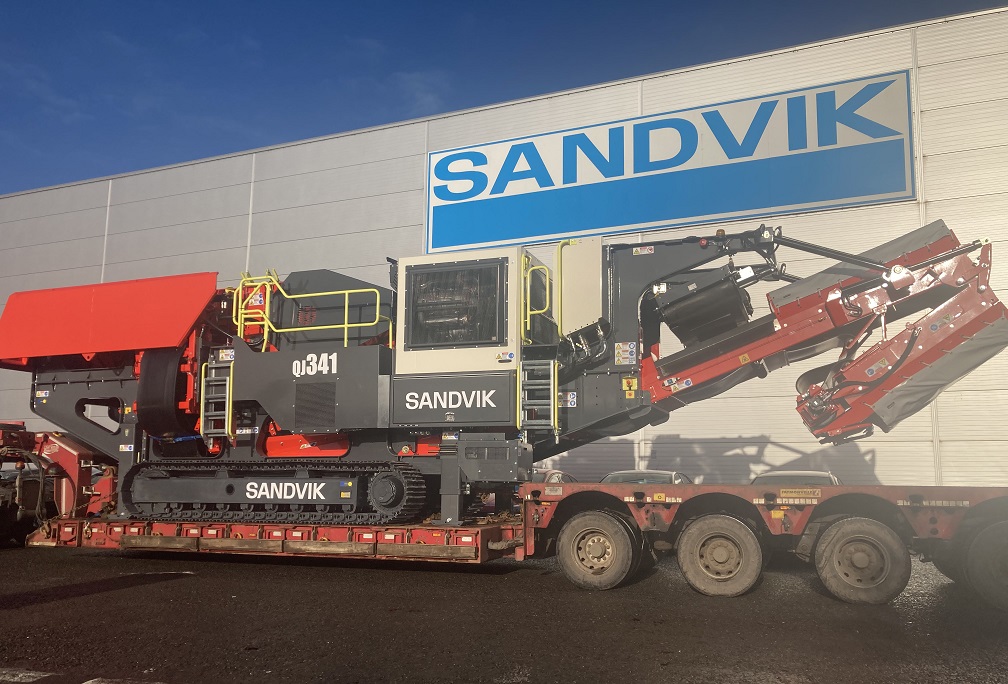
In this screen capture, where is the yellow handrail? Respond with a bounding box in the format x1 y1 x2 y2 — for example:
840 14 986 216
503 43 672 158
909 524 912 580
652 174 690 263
551 358 559 433
515 362 522 430
232 273 383 350
198 361 208 435
555 239 575 336
522 263 551 345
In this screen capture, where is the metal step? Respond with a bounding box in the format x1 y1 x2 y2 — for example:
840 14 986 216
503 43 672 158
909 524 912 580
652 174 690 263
519 358 558 433
201 348 235 440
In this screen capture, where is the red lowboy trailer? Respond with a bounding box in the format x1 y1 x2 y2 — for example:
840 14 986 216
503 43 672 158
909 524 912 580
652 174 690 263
1 219 1007 608
5 424 1007 610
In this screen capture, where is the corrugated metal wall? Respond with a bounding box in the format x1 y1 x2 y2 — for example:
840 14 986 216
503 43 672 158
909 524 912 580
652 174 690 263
0 9 1004 484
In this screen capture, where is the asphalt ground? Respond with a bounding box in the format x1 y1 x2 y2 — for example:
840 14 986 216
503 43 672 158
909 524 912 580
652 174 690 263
0 545 1006 684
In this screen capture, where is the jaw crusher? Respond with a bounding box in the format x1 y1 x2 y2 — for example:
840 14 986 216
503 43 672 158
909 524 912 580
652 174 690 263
0 219 1005 526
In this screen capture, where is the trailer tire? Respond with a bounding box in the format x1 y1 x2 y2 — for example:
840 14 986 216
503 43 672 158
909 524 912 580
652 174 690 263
557 511 635 590
676 514 763 597
931 546 965 584
814 517 910 605
610 513 652 583
932 521 986 589
964 521 1008 612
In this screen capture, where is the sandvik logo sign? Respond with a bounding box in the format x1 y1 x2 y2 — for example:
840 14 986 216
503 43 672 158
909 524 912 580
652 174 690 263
426 72 914 252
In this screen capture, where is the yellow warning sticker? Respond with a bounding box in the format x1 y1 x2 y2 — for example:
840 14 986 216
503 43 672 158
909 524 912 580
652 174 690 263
771 509 785 519
739 353 751 364
625 390 635 399
654 492 666 502
622 377 638 391
340 491 351 499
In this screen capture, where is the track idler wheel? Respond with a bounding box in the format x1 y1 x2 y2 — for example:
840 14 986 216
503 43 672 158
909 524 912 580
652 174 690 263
366 465 425 522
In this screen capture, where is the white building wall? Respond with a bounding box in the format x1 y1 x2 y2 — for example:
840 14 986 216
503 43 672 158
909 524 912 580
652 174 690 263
0 9 1005 484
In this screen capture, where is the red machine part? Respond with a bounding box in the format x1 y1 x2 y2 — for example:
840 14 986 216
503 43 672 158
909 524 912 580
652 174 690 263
397 434 442 456
257 420 351 458
641 232 1007 442
0 272 219 365
797 247 1003 439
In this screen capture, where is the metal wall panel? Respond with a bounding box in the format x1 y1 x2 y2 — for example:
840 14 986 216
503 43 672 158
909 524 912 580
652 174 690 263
861 445 939 486
105 215 249 266
251 155 423 215
254 123 426 180
936 390 1008 441
0 369 30 392
0 181 107 222
920 99 1008 157
0 265 104 308
108 183 251 234
428 82 639 152
111 156 253 204
642 31 911 114
102 247 246 283
916 11 1008 66
940 443 1008 486
0 385 46 432
250 189 424 246
924 146 1008 201
98 156 255 281
2 206 107 250
248 224 421 281
2 237 105 279
917 52 1008 112
925 192 1008 234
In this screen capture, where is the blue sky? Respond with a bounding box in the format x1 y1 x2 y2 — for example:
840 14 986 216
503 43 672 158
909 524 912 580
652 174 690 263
0 0 1003 196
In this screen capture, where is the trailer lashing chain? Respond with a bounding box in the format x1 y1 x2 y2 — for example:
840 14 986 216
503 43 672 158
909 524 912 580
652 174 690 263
123 460 426 525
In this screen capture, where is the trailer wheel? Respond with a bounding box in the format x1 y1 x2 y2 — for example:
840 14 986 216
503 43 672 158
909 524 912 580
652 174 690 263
676 514 763 597
931 522 985 588
964 521 1008 611
557 511 635 590
931 546 965 584
814 517 910 605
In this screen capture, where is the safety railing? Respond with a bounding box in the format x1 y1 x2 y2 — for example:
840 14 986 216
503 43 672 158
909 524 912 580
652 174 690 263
555 239 575 336
522 254 552 345
233 272 385 351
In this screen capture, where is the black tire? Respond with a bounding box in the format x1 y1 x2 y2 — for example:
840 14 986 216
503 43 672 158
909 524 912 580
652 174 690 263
676 514 763 597
814 517 910 605
931 544 965 584
557 511 636 590
932 521 986 589
964 521 1008 612
610 512 654 581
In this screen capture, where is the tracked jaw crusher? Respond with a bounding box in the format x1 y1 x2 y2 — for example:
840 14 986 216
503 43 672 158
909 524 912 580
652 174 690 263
0 219 1005 528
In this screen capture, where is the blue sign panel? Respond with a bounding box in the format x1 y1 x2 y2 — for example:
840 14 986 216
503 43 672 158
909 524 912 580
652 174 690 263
426 72 914 252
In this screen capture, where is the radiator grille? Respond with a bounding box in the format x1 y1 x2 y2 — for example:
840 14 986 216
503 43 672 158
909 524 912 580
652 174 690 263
295 382 337 429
